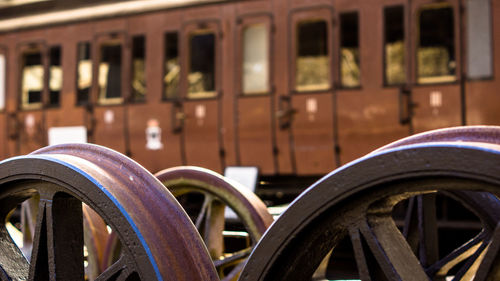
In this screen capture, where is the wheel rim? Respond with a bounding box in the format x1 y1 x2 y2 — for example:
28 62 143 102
155 166 273 280
240 140 500 280
0 143 218 281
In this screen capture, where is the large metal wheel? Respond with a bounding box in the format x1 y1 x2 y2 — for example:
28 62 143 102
240 126 500 281
103 166 273 281
156 166 274 280
0 143 218 281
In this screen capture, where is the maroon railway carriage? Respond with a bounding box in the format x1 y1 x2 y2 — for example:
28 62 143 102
0 0 497 196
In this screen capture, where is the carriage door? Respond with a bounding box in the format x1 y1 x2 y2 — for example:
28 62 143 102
17 42 48 155
235 14 276 175
287 7 337 175
409 0 462 132
91 32 129 154
180 21 223 171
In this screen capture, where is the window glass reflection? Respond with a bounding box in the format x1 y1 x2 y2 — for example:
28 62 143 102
340 12 360 88
98 43 123 104
164 32 179 99
384 6 406 85
417 4 456 84
132 35 146 102
77 42 92 105
21 51 43 110
243 24 269 95
49 46 61 107
296 20 329 92
188 31 216 99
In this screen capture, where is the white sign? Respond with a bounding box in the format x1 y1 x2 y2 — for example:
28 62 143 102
195 104 206 119
306 98 318 114
430 91 443 108
224 166 259 220
224 166 259 192
48 126 87 145
104 110 114 124
146 119 163 150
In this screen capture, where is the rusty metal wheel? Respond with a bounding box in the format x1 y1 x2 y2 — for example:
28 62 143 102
155 167 273 280
103 166 273 281
0 143 218 281
240 126 500 281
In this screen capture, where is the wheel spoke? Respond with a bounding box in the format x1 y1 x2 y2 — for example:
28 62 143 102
418 194 439 267
28 199 50 280
28 191 84 281
195 195 212 230
427 232 486 278
349 228 372 281
360 216 430 280
215 248 251 281
220 261 246 281
403 196 419 254
203 198 225 259
213 247 252 269
21 196 39 259
473 224 500 281
451 241 487 280
95 255 131 281
0 226 29 280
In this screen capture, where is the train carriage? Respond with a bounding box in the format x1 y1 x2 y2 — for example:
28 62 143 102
0 0 498 197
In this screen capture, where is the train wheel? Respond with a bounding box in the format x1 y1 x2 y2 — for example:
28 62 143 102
155 166 274 280
240 128 500 281
102 166 273 281
0 143 218 281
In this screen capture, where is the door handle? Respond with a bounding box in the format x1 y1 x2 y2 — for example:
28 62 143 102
85 103 96 138
7 112 19 140
399 86 415 125
172 100 184 134
276 96 297 130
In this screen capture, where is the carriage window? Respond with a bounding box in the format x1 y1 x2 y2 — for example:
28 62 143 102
243 24 269 95
417 4 456 84
467 0 493 79
340 12 360 88
98 43 123 104
77 42 92 105
0 54 5 110
188 31 216 99
48 46 61 107
21 51 43 110
132 35 146 102
295 20 329 92
164 32 179 99
384 6 406 85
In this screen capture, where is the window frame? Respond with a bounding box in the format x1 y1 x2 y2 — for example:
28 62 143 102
382 4 407 87
289 6 334 95
338 10 361 89
75 41 92 106
415 2 458 85
236 14 273 97
181 20 221 101
94 32 127 106
162 30 181 101
18 42 47 111
47 45 62 108
130 34 147 103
